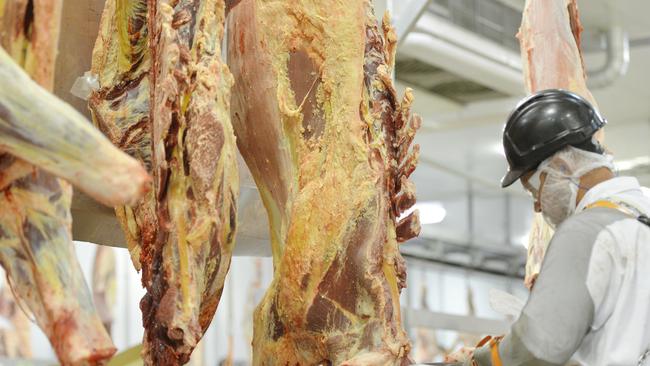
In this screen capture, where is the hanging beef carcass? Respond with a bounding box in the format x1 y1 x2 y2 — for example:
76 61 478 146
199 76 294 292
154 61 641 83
0 0 150 364
517 0 604 288
519 0 597 105
89 0 238 363
0 46 150 205
228 1 420 364
0 278 31 359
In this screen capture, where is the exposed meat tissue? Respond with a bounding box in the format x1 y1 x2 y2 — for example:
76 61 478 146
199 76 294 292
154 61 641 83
517 0 603 288
0 0 150 364
518 0 597 105
228 0 421 364
90 0 238 364
2 0 421 364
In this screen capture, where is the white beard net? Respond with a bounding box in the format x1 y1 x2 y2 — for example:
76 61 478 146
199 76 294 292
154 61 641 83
536 145 615 228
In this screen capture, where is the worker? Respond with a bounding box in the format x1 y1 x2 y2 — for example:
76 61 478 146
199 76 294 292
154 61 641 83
446 89 650 365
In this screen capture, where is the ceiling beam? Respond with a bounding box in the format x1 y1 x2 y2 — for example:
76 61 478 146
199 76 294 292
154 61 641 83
400 14 524 96
395 0 431 44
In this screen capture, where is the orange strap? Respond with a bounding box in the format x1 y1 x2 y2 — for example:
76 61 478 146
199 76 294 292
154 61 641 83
586 200 623 211
489 337 503 366
586 200 641 219
472 335 503 366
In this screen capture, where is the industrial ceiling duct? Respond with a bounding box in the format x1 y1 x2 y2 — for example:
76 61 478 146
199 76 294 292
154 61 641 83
587 27 630 89
396 0 630 98
399 13 524 96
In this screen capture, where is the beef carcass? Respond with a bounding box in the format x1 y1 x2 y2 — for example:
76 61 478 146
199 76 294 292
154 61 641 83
517 0 603 288
0 279 32 358
0 47 150 205
88 0 154 268
519 0 597 106
89 0 239 363
0 0 138 364
228 1 420 364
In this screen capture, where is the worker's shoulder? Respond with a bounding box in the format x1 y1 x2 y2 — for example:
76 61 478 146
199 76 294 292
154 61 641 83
553 207 630 244
540 209 626 271
562 206 632 232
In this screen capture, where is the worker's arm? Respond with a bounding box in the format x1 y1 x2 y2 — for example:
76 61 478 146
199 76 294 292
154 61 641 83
468 209 621 365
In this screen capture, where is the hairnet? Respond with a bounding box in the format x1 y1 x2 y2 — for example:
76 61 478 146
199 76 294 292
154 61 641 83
534 145 615 228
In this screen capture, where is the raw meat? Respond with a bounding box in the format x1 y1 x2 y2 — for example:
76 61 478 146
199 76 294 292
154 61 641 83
89 0 239 364
517 0 601 288
0 47 150 206
518 0 597 106
0 279 31 358
0 1 118 364
228 1 420 364
89 0 154 267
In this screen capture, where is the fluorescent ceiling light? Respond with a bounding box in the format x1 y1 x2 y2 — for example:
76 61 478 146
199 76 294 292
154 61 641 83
517 234 530 249
615 156 650 171
401 201 447 225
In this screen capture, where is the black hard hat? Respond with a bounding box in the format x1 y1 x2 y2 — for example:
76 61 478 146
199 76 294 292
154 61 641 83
501 89 606 188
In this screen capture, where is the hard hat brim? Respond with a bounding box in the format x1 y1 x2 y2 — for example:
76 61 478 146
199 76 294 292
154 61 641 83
501 168 525 188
